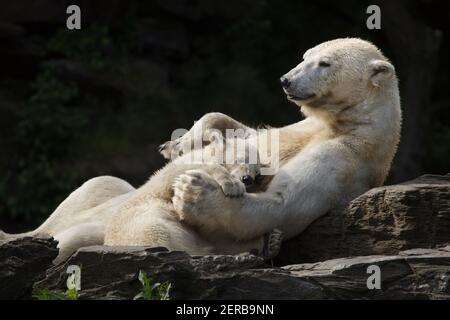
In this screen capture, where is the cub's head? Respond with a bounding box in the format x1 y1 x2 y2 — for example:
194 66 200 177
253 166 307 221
206 135 261 190
280 38 396 114
225 138 261 190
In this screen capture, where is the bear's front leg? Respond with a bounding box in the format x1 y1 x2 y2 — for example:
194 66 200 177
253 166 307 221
173 170 285 241
205 166 246 198
172 170 230 231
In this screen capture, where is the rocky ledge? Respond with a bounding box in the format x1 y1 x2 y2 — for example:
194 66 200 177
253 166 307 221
0 242 447 300
0 174 449 300
0 237 58 299
277 174 450 264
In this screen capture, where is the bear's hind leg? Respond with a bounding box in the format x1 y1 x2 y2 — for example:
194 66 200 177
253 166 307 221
53 222 105 264
34 176 135 236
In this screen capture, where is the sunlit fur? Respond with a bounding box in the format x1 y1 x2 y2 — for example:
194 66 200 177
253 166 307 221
1 38 402 260
171 38 401 241
2 139 272 263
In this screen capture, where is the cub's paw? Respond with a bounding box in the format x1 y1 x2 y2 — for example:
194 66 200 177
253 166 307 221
261 229 284 260
159 132 196 160
159 140 182 160
172 170 221 222
217 176 246 198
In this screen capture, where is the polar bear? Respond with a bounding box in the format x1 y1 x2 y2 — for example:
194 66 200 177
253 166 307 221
162 38 401 242
1 38 401 263
104 137 283 258
1 137 282 263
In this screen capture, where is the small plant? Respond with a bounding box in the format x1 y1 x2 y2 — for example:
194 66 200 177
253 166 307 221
133 270 171 300
32 287 78 300
32 288 67 300
65 287 79 300
65 265 81 300
33 265 81 300
33 268 171 300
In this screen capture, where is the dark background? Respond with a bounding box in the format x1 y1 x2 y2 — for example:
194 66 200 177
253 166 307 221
0 0 448 231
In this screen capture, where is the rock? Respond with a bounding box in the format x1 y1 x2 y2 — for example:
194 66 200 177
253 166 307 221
35 246 327 300
35 245 450 300
276 174 450 265
36 246 326 299
0 237 58 299
284 245 450 299
4 174 450 299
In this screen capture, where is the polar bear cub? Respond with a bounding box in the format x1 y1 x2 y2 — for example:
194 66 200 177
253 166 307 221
1 135 281 264
104 136 282 258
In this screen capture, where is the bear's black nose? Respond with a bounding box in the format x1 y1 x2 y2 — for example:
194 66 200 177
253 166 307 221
242 175 254 186
280 77 290 88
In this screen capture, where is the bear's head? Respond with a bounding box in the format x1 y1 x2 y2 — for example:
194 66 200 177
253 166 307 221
204 134 261 189
195 130 262 191
280 38 397 117
225 138 261 190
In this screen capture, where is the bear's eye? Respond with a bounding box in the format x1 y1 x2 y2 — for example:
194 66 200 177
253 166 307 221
319 61 331 67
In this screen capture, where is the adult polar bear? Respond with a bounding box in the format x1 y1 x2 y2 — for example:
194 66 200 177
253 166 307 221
1 38 401 259
164 37 401 241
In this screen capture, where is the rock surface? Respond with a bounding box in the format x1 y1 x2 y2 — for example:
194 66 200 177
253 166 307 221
35 246 326 300
2 174 450 299
276 174 450 265
34 245 450 300
0 237 58 299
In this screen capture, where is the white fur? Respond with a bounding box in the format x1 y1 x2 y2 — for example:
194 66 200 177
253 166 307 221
1 38 401 262
2 139 272 262
171 38 401 241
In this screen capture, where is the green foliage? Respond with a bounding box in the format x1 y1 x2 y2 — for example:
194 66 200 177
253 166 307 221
32 287 78 301
33 265 81 300
32 288 67 300
47 25 110 70
0 26 112 226
133 270 171 300
33 270 171 300
1 67 83 224
65 287 79 300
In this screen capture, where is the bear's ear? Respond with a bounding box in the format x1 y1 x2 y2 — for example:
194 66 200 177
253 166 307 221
368 60 394 87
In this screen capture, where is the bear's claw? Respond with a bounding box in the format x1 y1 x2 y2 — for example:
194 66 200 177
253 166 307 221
261 229 284 260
